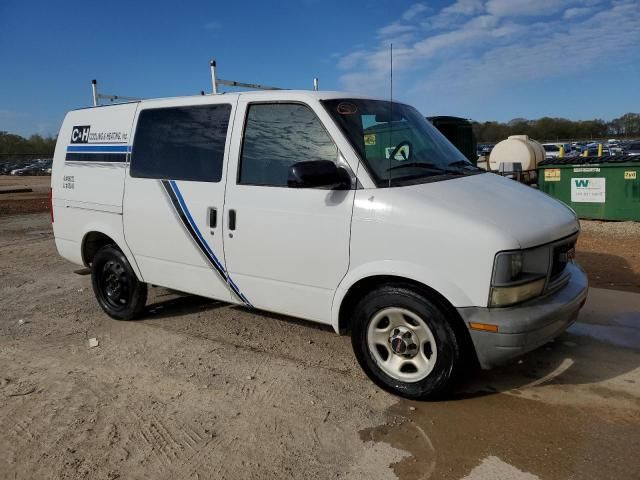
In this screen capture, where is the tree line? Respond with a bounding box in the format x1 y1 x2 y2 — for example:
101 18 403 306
472 112 640 143
0 131 57 158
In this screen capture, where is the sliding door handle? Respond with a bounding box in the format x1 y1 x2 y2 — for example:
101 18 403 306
208 207 217 228
228 209 236 231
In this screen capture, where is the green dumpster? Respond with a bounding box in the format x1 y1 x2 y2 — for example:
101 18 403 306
538 155 640 221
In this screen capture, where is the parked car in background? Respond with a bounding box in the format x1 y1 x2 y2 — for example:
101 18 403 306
1 158 52 175
581 144 610 156
477 144 494 156
542 143 572 158
624 141 640 156
606 139 623 154
543 144 559 157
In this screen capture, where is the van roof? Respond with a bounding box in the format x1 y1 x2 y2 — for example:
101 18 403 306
72 90 384 111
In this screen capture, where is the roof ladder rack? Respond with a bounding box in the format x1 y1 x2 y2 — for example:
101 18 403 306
91 58 320 104
91 79 141 106
210 59 285 94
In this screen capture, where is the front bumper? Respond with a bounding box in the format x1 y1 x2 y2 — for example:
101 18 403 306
458 262 588 369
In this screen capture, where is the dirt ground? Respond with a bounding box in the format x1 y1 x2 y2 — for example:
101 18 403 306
0 176 50 216
577 224 640 293
1 179 639 479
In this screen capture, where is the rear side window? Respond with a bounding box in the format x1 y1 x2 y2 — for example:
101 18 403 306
131 104 231 182
239 103 338 186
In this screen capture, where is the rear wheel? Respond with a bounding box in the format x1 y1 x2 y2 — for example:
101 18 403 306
91 245 147 320
351 284 461 400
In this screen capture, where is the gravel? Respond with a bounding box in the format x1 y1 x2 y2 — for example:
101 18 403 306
580 219 640 237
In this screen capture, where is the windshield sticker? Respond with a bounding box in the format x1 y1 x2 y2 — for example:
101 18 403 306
385 145 410 161
337 102 358 115
364 134 376 146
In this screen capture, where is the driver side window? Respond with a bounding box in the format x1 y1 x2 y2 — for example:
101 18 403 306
238 103 338 187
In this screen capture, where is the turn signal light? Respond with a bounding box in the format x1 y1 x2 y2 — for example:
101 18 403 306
469 322 499 333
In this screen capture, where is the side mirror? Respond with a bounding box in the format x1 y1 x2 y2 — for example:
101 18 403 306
287 160 352 189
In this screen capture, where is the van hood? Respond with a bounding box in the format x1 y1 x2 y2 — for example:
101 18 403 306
402 173 579 248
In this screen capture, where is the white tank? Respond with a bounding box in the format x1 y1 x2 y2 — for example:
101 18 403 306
489 135 544 171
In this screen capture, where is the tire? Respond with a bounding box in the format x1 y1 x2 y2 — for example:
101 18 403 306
90 245 147 320
351 284 461 400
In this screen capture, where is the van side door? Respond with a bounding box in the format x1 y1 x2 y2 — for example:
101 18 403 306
221 98 356 323
123 99 236 302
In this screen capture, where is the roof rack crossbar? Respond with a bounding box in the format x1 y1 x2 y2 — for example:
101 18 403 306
210 59 283 93
91 79 141 106
217 78 283 91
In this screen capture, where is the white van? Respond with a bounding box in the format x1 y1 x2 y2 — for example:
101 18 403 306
51 91 588 399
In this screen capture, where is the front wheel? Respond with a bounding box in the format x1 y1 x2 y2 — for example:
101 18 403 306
90 245 147 320
351 284 461 400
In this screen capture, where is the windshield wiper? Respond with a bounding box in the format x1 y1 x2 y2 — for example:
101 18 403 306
448 160 480 170
387 162 465 175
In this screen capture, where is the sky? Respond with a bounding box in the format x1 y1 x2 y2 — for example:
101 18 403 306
1 0 639 137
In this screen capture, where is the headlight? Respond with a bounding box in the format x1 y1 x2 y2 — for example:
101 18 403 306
490 251 547 307
490 278 546 307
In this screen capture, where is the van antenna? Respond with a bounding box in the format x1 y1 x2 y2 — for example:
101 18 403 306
388 44 393 188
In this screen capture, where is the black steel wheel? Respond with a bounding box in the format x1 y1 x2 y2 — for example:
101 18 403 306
91 245 147 320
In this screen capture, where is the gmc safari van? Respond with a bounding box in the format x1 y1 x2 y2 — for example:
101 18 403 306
51 91 588 399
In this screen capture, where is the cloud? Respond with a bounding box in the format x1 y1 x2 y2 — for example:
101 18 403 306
337 0 640 107
414 1 640 96
563 6 594 18
485 0 574 17
412 15 499 58
419 0 485 30
402 3 429 21
377 22 416 37
441 0 484 16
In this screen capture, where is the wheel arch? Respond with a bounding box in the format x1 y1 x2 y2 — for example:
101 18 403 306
80 227 143 281
333 272 478 366
82 231 116 266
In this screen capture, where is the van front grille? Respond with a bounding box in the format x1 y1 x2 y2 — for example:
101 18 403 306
550 241 575 280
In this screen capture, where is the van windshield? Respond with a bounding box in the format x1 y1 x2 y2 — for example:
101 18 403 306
321 98 482 187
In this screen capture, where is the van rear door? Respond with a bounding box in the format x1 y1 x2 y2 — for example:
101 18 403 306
122 98 236 302
52 103 138 215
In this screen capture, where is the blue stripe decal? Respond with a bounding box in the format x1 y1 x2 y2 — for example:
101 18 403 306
167 180 252 307
168 180 224 272
67 145 131 153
